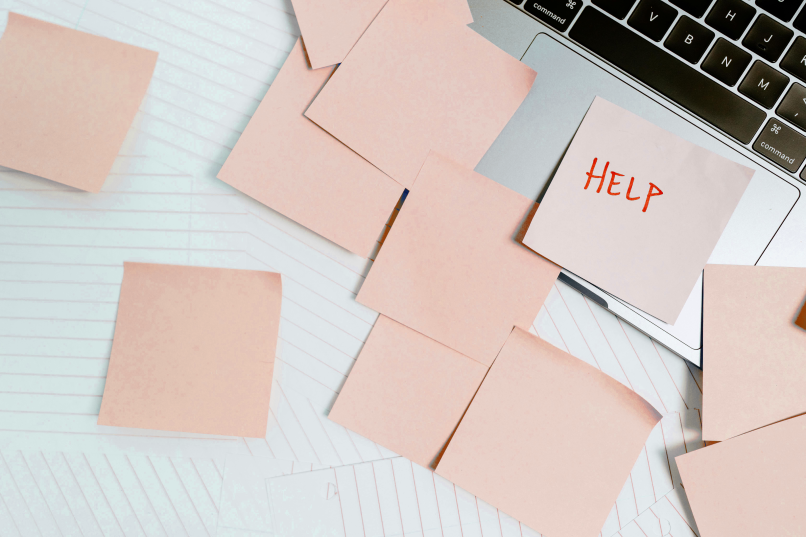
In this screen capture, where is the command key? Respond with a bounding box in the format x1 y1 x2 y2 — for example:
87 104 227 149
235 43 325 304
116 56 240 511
753 119 806 173
524 0 581 32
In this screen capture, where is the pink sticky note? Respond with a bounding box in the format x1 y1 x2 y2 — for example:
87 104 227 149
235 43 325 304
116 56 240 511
677 414 806 537
0 13 157 193
356 152 561 366
522 97 754 324
702 264 806 441
435 328 662 537
304 0 536 188
291 0 473 69
218 39 403 258
328 315 488 469
98 262 281 438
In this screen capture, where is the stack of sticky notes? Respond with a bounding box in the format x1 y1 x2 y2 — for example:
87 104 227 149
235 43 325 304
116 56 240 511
321 140 673 535
218 0 536 256
667 264 806 535
329 151 562 467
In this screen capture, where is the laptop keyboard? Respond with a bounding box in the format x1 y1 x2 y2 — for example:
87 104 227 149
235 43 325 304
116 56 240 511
510 0 806 180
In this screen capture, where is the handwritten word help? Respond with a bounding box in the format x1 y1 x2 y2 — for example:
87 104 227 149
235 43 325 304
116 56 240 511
583 158 663 213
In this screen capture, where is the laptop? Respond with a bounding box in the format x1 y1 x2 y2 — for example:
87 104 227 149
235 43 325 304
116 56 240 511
467 0 806 366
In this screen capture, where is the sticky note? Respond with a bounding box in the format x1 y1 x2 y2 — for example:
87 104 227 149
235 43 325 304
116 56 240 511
436 328 662 537
98 262 281 438
291 0 473 69
292 0 388 69
304 0 536 188
522 97 754 324
0 13 157 192
702 264 806 441
328 315 488 468
218 39 403 258
356 152 561 366
677 414 806 537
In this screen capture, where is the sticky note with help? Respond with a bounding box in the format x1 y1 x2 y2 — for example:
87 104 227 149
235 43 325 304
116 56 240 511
522 97 754 325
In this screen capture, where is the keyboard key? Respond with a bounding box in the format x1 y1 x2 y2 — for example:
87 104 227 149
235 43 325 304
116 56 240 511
523 0 582 32
742 14 794 62
780 37 806 82
592 0 638 18
753 118 806 171
777 83 806 130
705 0 756 39
629 0 678 41
739 61 790 108
569 7 765 143
669 0 714 17
794 4 806 31
755 0 804 22
665 16 715 63
702 38 753 85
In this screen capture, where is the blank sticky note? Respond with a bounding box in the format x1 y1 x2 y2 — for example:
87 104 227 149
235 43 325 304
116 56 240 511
328 315 488 468
98 262 281 438
522 97 753 324
356 152 560 366
677 414 806 537
305 0 535 188
218 39 403 258
702 264 806 441
0 13 157 192
436 328 662 537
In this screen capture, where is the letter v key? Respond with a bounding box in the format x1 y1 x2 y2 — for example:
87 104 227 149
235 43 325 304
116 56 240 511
650 11 658 21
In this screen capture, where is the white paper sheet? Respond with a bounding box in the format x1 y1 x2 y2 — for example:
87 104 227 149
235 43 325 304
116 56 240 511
262 420 698 537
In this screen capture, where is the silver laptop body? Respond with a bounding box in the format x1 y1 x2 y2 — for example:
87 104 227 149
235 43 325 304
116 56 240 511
469 0 806 366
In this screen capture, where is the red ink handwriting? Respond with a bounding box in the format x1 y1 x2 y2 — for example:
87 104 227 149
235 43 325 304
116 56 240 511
584 158 662 212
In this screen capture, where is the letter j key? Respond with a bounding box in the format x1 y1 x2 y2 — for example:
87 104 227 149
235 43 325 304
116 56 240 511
742 14 794 63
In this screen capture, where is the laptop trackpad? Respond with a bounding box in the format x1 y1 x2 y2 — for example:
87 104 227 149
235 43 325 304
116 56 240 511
476 32 799 349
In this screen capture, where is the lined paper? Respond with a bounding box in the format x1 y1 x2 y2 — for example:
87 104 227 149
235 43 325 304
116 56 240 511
261 426 697 537
216 407 697 537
